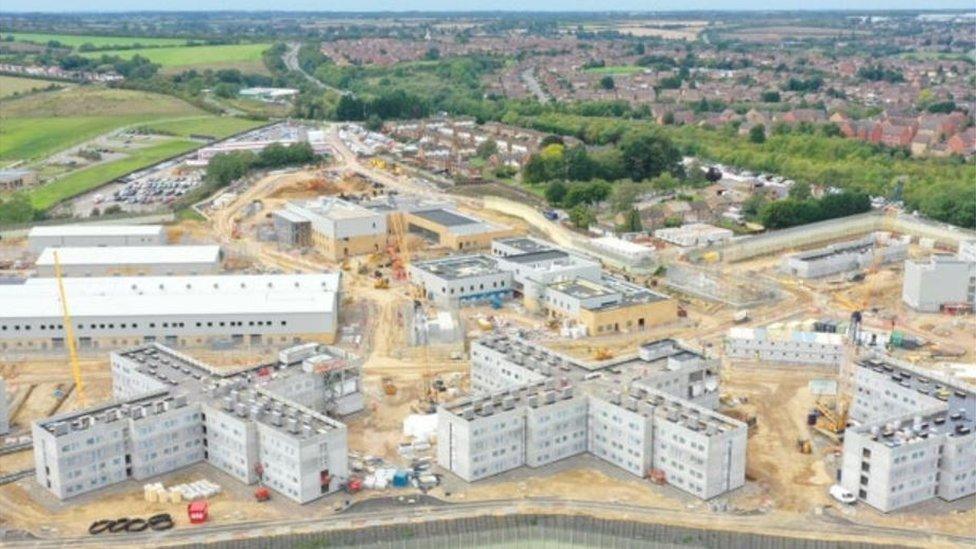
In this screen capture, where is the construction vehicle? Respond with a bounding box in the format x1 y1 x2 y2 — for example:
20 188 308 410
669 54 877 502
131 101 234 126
594 348 614 360
382 377 397 396
187 500 209 523
797 438 812 454
813 397 849 441
253 463 270 502
53 251 86 407
373 277 390 289
477 317 493 331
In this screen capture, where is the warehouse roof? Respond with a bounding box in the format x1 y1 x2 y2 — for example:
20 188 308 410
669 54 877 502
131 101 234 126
0 273 340 318
728 326 843 345
36 245 221 267
28 224 163 238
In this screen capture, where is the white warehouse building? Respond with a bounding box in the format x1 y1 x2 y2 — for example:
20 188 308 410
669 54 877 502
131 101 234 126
408 254 512 308
34 245 221 277
725 326 845 366
28 225 165 253
653 223 734 248
0 273 341 352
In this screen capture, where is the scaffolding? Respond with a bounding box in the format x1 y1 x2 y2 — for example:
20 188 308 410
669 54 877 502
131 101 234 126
666 264 781 308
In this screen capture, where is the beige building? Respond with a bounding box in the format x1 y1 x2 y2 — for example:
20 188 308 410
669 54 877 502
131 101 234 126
277 198 388 260
543 276 678 336
404 208 516 251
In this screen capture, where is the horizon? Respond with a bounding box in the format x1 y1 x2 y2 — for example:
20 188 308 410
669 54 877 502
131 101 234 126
2 2 975 15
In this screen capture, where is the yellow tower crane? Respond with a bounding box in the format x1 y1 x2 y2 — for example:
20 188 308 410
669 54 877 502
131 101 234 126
53 251 86 407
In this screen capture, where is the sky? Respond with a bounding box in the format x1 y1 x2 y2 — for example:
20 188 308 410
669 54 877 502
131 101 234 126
2 1 975 12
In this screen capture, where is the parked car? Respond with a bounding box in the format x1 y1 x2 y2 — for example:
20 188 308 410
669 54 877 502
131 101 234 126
829 484 856 504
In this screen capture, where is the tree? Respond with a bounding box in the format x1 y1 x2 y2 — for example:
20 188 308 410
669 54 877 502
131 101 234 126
611 181 646 213
761 90 781 103
599 76 615 90
622 208 643 232
569 204 595 229
749 124 766 144
206 152 253 186
0 193 37 224
424 47 440 61
476 139 498 160
788 181 812 200
741 194 766 219
544 180 568 205
618 128 681 182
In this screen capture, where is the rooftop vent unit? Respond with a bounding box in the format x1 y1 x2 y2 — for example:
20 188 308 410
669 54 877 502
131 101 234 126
528 395 539 408
53 422 69 436
502 397 516 410
287 418 299 433
223 396 234 411
235 402 247 418
302 424 314 438
271 411 283 426
131 407 145 420
545 391 556 405
480 403 494 416
561 387 574 400
462 408 474 420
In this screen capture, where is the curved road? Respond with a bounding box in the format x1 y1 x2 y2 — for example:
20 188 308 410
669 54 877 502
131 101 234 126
283 43 351 97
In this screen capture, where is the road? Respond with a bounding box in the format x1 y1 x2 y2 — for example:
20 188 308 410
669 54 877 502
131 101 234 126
4 495 969 548
283 42 351 96
520 67 550 104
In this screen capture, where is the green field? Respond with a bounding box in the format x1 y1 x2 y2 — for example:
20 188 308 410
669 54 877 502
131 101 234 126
0 75 64 99
28 138 198 210
0 86 206 162
582 65 646 75
137 116 265 138
4 32 191 49
83 43 271 72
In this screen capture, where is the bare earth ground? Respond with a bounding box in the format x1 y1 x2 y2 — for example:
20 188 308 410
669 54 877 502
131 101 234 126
1 166 974 546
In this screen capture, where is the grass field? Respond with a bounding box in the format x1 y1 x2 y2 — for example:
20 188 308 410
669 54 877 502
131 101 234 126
0 86 205 162
137 116 266 139
83 43 271 73
4 32 191 49
582 65 646 75
0 75 64 99
27 138 198 210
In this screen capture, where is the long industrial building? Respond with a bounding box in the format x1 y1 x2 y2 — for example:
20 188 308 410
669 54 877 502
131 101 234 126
781 233 909 279
0 273 341 352
725 326 845 366
33 342 361 503
34 245 221 277
840 356 975 512
28 225 166 253
438 335 746 500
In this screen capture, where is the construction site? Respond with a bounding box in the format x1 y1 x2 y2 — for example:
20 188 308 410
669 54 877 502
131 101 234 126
0 123 974 548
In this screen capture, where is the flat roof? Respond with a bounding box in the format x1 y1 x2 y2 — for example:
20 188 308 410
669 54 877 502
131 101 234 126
0 273 340 318
494 237 553 254
413 255 501 280
36 245 220 267
728 326 844 346
504 250 569 264
29 225 163 238
294 197 380 221
411 208 479 227
548 278 616 299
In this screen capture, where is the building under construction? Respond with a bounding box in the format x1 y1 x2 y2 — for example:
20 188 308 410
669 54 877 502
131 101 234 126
840 356 975 512
665 264 780 308
780 233 910 279
438 335 746 500
33 342 362 503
